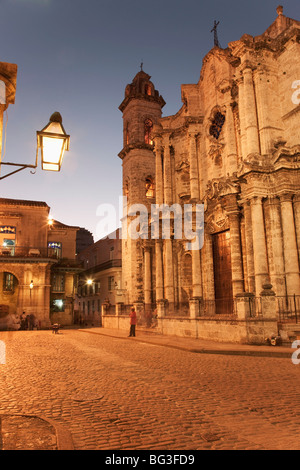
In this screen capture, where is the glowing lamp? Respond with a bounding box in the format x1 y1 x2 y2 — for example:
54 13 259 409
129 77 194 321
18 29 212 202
37 112 70 172
29 280 34 289
87 279 93 285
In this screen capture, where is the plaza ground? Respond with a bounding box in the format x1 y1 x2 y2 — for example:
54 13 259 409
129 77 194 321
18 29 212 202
0 328 299 450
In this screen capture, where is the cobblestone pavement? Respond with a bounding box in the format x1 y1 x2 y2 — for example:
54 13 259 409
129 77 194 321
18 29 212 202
0 329 299 450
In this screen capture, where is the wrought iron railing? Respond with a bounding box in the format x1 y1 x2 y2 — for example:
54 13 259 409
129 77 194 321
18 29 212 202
277 295 300 323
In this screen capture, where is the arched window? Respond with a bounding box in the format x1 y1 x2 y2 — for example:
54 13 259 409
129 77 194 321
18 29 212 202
124 180 129 198
145 84 152 96
145 177 154 198
144 119 153 145
209 111 225 140
125 123 129 145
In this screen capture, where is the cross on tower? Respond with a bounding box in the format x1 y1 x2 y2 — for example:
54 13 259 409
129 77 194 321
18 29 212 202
211 20 221 48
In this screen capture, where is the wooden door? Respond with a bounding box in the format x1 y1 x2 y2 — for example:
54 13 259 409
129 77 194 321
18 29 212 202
212 230 233 314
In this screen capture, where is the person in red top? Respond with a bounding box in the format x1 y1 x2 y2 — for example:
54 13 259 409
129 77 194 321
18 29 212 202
129 307 137 337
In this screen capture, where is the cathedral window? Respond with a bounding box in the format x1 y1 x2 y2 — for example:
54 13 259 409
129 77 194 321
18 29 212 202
145 84 152 96
144 118 153 145
124 181 129 198
125 123 129 145
209 112 225 139
145 177 154 198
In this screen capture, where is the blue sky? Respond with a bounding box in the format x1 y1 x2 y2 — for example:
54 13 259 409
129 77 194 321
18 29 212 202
0 0 299 240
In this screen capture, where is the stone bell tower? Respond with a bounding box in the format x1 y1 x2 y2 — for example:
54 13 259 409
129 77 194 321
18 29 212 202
118 67 165 305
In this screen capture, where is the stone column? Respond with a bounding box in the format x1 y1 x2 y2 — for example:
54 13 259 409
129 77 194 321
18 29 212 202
253 68 273 155
155 239 164 301
224 97 238 175
154 135 164 206
237 77 248 159
293 194 300 263
192 245 202 299
226 196 244 296
250 197 270 295
242 66 260 156
163 136 172 206
264 197 286 297
280 193 300 296
164 239 175 306
188 129 200 202
243 201 255 293
144 244 152 307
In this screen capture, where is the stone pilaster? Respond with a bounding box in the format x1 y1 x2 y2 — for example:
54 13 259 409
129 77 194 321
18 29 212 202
280 193 300 295
144 243 152 306
226 196 244 296
163 136 172 206
192 242 202 298
154 134 164 206
242 66 260 156
237 77 247 159
224 97 238 175
243 201 255 293
188 129 200 202
164 239 174 305
253 68 273 155
264 197 286 296
250 197 270 295
293 194 300 263
155 239 164 301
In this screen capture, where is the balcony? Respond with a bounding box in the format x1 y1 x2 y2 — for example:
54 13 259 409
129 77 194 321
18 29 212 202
0 246 82 267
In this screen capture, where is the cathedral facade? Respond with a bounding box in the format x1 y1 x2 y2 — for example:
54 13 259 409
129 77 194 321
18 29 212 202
118 6 300 337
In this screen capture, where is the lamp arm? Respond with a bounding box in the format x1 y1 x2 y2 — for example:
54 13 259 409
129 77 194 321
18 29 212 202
0 162 37 180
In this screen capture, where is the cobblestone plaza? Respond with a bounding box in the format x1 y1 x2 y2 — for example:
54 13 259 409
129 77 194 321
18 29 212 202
0 329 299 451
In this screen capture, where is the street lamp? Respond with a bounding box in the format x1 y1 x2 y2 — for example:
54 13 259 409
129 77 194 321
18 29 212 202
37 112 70 172
0 111 70 180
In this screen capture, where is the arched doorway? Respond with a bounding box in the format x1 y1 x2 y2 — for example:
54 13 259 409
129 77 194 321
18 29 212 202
0 271 20 330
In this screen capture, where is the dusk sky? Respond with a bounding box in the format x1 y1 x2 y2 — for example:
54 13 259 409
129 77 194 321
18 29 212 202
0 0 299 241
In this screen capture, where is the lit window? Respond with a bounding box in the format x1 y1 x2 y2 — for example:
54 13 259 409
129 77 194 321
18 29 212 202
124 181 129 198
48 242 62 259
144 119 153 145
145 84 152 96
52 299 65 312
3 273 15 292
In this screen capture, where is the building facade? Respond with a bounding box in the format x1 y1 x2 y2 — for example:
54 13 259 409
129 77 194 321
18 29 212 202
75 229 122 325
118 6 300 338
0 198 81 330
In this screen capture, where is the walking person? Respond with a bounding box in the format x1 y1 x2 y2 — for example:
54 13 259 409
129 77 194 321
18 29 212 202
128 306 137 337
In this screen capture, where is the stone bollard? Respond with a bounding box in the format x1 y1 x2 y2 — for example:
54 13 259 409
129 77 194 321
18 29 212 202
235 293 255 320
189 297 202 319
157 299 167 318
115 302 123 316
260 283 277 320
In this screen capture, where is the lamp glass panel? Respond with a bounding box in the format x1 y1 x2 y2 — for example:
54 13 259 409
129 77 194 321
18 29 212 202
42 137 65 170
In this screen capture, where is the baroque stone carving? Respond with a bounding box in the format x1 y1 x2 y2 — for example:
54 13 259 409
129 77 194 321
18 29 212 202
204 176 241 201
